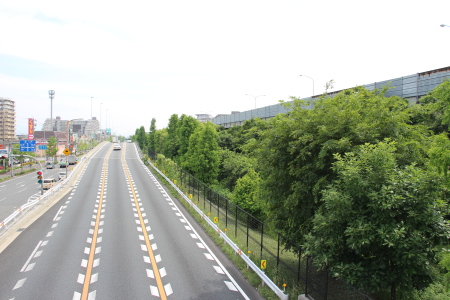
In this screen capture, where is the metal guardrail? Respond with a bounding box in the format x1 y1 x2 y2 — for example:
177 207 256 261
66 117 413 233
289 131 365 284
0 156 85 236
147 159 289 300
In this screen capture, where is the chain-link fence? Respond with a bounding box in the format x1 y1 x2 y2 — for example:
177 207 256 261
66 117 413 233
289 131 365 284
148 149 372 300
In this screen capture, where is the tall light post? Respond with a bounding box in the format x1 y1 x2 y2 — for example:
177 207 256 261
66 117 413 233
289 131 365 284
48 90 55 131
65 118 80 176
245 93 266 118
90 97 94 148
299 75 315 97
100 102 103 140
91 97 94 120
106 109 108 138
108 114 111 138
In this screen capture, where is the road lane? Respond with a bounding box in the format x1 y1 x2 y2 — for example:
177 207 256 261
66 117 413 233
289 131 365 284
0 142 263 299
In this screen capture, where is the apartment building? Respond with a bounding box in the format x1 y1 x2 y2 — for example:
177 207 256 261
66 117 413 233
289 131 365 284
0 97 16 141
41 116 100 138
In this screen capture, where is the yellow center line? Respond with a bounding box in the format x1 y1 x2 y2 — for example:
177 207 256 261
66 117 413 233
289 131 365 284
121 144 167 300
81 148 112 300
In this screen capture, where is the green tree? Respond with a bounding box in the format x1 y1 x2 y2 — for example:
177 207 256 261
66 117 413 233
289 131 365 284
148 118 157 151
182 122 220 185
427 133 450 176
136 126 147 150
154 128 168 154
232 168 264 220
218 149 255 191
304 141 450 299
409 80 450 134
47 136 58 162
256 87 427 246
163 114 180 159
177 115 199 160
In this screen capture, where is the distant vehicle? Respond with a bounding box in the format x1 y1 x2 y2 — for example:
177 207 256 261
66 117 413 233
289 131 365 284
43 178 56 190
67 155 78 165
113 144 121 151
59 161 67 168
126 139 132 143
58 171 67 181
46 162 55 169
112 136 118 143
7 157 20 165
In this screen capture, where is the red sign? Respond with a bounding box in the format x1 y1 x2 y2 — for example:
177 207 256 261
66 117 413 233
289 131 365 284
28 118 34 140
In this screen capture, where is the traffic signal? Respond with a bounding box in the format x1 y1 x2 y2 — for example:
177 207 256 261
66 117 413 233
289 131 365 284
37 170 43 184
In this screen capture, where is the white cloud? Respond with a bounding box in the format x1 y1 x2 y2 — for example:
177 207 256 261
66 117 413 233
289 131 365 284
0 0 450 136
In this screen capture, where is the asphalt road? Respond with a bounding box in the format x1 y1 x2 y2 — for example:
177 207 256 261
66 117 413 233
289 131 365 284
0 162 73 222
0 143 264 300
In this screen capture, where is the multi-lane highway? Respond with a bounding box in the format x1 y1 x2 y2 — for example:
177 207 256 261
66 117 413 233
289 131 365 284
0 142 263 300
0 161 68 222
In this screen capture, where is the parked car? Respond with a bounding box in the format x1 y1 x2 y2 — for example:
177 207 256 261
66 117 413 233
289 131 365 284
58 171 67 181
43 178 56 190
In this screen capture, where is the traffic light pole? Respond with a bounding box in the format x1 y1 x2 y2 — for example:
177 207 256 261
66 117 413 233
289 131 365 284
10 154 45 194
37 170 44 195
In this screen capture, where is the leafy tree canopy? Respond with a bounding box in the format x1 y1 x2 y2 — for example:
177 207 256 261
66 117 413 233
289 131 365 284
304 141 450 299
256 86 429 245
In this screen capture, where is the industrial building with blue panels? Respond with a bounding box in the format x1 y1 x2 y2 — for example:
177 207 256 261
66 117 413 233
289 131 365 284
212 66 450 128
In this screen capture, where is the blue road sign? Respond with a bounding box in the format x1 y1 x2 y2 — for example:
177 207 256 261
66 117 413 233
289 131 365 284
20 140 36 152
38 145 48 150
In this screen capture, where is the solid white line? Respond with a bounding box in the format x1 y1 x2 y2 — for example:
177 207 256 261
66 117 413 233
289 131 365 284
167 199 251 300
20 241 42 272
53 206 64 221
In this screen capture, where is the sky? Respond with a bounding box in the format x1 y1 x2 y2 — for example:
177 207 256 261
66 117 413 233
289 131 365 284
1 0 449 137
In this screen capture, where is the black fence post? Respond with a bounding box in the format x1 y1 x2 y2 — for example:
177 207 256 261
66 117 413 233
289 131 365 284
225 198 228 228
297 248 302 284
277 233 280 269
217 193 220 220
305 256 309 296
235 205 238 238
246 213 250 250
188 174 191 195
260 223 264 260
208 189 212 213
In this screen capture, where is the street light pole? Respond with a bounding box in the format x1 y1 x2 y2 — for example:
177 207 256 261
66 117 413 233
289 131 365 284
299 75 315 97
90 97 94 148
100 102 103 141
48 90 55 131
65 119 80 176
245 94 266 109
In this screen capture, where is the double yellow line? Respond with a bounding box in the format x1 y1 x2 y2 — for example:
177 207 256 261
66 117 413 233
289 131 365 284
81 143 166 299
81 148 111 299
121 143 167 299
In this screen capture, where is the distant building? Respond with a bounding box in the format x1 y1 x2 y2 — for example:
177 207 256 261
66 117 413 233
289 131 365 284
212 66 450 128
34 131 68 157
0 97 16 141
195 114 213 123
41 117 100 139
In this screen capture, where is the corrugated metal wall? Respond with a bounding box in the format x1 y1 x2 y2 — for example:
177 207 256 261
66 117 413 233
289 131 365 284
212 66 450 128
